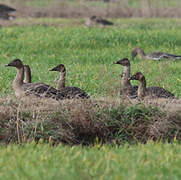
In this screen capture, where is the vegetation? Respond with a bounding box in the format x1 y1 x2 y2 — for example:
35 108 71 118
0 19 181 97
0 18 180 179
1 142 181 180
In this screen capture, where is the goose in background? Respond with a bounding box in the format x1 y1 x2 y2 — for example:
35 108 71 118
114 58 138 99
24 65 31 83
131 47 181 61
50 64 90 99
128 72 175 100
85 15 113 27
5 59 69 100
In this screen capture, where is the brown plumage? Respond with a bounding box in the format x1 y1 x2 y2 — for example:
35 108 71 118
6 59 84 100
50 64 90 99
86 15 113 27
114 58 138 99
129 72 175 100
131 47 181 61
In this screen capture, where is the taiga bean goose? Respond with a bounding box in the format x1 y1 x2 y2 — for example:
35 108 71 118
50 64 90 99
114 58 138 99
24 65 31 83
5 59 68 100
85 15 113 27
131 47 181 61
128 72 175 100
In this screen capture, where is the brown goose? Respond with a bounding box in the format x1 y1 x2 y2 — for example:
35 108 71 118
5 59 69 100
24 65 31 83
114 58 138 99
131 47 181 61
85 15 113 27
128 72 175 100
50 64 90 99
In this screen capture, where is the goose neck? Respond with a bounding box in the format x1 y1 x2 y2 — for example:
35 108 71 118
138 77 146 99
57 71 66 90
24 67 31 83
13 66 24 89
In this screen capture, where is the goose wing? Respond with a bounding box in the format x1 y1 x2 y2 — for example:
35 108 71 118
22 82 57 98
56 87 90 100
161 53 181 60
147 86 174 98
96 18 113 25
147 52 181 60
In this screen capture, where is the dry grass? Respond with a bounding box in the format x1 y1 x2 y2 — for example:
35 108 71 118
0 95 180 145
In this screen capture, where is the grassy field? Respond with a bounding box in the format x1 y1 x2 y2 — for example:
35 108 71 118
0 18 181 179
0 142 181 180
0 18 181 97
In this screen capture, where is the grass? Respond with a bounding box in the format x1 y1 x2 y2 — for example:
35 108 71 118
0 18 181 97
0 141 181 180
0 18 180 179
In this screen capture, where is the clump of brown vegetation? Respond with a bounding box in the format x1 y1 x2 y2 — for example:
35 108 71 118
0 96 180 145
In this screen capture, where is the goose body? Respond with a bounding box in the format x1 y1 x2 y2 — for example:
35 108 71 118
86 16 113 27
131 47 181 61
129 72 175 100
50 64 90 99
114 58 138 99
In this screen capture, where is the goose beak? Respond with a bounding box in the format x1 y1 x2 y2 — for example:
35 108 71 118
128 76 135 81
49 67 56 71
5 62 13 67
113 61 120 64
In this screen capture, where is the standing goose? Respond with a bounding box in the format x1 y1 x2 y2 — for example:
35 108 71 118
128 72 175 100
24 65 31 83
114 58 138 99
131 47 181 61
5 59 67 100
50 64 90 99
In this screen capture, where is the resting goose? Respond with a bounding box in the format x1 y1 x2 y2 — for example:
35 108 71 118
86 15 113 27
5 59 68 100
128 72 175 100
114 58 138 99
131 47 181 61
24 65 31 83
50 64 90 99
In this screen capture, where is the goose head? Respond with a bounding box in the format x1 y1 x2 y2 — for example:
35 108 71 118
128 72 144 82
6 59 23 69
114 58 130 66
50 64 66 73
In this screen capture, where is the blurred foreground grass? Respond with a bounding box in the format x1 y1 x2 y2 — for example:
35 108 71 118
0 142 181 180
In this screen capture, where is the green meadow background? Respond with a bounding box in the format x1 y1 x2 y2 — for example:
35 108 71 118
1 18 181 98
0 17 180 179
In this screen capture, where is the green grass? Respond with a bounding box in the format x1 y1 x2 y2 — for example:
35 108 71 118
0 19 181 179
0 141 181 180
0 18 181 97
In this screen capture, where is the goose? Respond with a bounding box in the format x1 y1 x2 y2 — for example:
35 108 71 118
85 15 113 27
114 58 138 99
24 65 31 83
128 72 175 100
131 47 181 61
5 59 69 100
50 64 90 99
